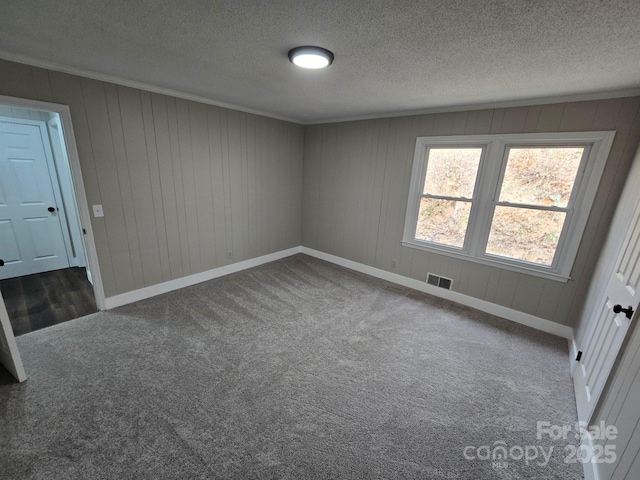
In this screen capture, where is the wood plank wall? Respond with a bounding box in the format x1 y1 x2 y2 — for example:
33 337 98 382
0 59 304 298
302 99 640 326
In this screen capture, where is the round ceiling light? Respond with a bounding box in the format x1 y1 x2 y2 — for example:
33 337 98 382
288 46 334 69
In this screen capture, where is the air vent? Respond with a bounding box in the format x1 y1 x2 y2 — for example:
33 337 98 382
427 273 453 290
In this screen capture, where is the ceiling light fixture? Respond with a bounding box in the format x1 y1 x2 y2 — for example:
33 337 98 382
288 46 334 69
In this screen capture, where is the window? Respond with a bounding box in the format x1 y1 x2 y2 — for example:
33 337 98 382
402 132 615 281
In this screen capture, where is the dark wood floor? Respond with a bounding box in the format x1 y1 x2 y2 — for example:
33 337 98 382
0 267 97 336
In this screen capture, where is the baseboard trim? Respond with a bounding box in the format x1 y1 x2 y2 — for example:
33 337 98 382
581 431 600 480
301 247 574 340
104 245 573 339
104 247 301 309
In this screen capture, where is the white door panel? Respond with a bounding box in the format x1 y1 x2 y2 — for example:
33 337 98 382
0 119 70 280
574 186 640 422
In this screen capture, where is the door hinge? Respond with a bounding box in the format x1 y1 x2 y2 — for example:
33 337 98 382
576 351 583 362
82 228 87 235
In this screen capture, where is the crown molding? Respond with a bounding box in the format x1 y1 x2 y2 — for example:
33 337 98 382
3 50 639 127
0 50 301 124
306 88 640 125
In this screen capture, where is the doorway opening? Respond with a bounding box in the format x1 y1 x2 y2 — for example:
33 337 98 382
0 99 104 337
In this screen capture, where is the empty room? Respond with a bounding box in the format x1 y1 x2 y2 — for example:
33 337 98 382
2 1 640 479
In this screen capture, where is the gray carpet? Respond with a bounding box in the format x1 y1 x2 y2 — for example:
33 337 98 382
0 254 583 479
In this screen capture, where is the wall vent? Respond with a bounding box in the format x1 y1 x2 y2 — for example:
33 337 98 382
427 273 453 290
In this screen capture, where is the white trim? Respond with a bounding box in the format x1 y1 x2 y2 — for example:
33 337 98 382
105 244 573 338
0 291 26 382
580 431 600 480
0 51 299 124
402 132 615 282
309 89 640 125
104 247 302 309
3 51 640 127
401 240 571 282
0 94 107 310
300 247 573 339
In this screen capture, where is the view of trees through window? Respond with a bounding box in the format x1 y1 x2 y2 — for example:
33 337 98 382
416 148 480 247
415 146 584 265
486 147 583 265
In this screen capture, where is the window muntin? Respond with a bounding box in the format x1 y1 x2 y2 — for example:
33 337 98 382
402 132 615 281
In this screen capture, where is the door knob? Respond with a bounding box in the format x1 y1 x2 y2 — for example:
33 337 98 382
48 207 56 212
0 259 4 267
613 304 634 319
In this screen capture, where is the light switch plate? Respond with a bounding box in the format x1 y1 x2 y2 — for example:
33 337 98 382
92 204 104 218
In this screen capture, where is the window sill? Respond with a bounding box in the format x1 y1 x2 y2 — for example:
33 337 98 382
401 240 571 283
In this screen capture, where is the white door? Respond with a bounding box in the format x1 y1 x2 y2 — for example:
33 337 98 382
573 195 640 422
0 288 26 382
0 119 70 280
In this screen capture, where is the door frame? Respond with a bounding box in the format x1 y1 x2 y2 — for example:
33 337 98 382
571 142 640 424
0 116 74 277
0 291 26 381
0 94 106 310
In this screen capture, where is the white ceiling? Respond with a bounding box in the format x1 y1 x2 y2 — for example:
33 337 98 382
2 0 640 124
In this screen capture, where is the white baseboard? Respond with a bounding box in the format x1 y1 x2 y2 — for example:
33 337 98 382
301 247 574 340
104 245 574 340
104 247 301 309
581 431 600 480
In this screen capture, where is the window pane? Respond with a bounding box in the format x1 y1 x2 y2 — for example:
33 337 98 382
423 148 482 198
486 206 567 266
415 198 471 248
499 147 584 207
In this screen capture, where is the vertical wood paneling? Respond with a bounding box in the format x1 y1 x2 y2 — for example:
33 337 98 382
118 86 163 287
31 68 54 103
510 275 545 315
46 72 116 295
535 103 565 132
175 99 200 274
559 100 599 131
80 78 133 294
150 93 181 280
206 106 227 264
0 60 37 99
500 106 529 133
139 92 171 282
301 97 640 325
2 58 640 326
489 108 506 133
0 59 303 298
473 109 494 134
523 105 542 132
189 101 215 270
226 110 244 261
105 84 145 290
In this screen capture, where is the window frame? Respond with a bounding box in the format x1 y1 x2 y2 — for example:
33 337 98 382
402 131 616 282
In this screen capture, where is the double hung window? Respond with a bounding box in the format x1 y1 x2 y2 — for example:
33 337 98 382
402 132 615 280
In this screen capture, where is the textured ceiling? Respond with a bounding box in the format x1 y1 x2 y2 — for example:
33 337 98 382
1 0 640 124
